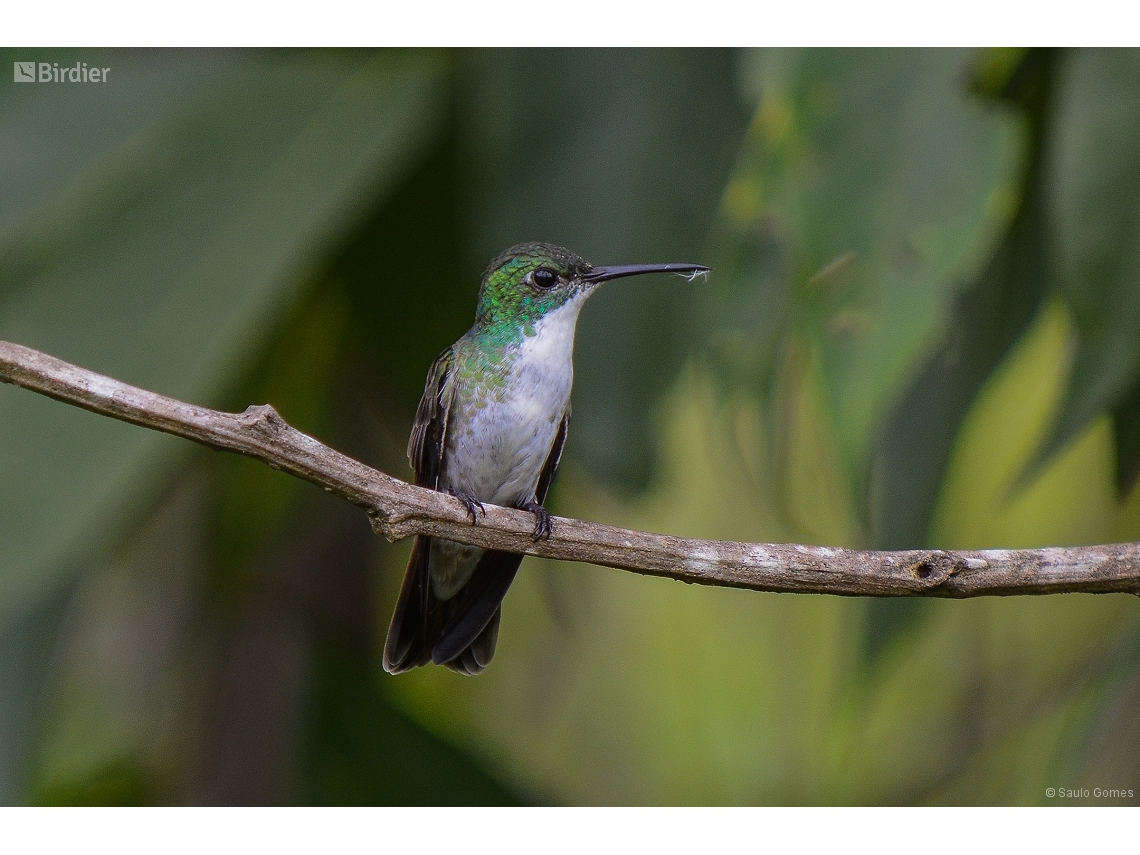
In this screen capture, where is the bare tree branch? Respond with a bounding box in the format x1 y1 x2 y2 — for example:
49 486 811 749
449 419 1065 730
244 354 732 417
3 339 1139 598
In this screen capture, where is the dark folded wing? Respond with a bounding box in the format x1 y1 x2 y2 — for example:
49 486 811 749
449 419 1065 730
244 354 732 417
407 347 456 489
383 347 456 674
535 408 569 505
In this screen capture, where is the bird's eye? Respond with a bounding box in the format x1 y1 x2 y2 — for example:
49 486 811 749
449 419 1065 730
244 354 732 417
532 268 558 289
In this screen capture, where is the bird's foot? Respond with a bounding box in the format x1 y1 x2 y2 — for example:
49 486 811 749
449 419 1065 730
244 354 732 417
451 490 486 525
520 500 553 541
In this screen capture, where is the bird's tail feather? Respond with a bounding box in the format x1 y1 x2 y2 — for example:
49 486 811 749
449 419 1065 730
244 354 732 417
382 535 436 674
432 550 520 669
383 536 521 676
444 609 501 675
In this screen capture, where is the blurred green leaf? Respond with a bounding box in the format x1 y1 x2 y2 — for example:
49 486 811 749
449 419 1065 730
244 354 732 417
966 47 1032 100
929 300 1117 551
715 48 1019 490
0 49 448 628
1045 49 1140 490
869 48 1057 552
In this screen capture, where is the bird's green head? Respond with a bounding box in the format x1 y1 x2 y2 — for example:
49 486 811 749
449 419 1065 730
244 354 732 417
475 242 593 328
474 241 710 331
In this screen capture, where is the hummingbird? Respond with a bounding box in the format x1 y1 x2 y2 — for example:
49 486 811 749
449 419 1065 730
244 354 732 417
382 242 710 675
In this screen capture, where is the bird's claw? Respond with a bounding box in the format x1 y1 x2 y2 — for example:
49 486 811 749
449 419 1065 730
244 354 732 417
452 491 486 525
521 500 553 542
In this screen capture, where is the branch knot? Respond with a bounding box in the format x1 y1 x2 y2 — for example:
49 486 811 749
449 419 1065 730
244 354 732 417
908 551 961 588
240 403 286 436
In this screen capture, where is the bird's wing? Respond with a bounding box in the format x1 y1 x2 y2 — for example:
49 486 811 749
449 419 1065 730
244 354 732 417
407 346 456 489
384 347 456 674
535 408 570 505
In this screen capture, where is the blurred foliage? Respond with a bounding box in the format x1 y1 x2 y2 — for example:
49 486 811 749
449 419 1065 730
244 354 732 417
1 48 1140 805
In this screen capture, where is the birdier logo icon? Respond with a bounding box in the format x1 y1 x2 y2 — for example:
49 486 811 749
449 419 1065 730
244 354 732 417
12 61 110 83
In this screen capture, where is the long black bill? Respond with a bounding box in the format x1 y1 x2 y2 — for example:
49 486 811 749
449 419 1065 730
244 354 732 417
582 262 710 283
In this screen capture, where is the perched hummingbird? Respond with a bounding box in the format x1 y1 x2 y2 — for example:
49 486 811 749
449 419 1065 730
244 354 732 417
382 242 710 675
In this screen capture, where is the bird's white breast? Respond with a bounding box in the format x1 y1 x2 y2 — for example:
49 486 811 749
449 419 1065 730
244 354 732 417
444 295 584 507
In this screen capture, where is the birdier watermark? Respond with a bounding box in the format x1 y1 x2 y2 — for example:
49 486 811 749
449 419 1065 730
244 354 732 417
14 61 110 83
1045 786 1135 801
